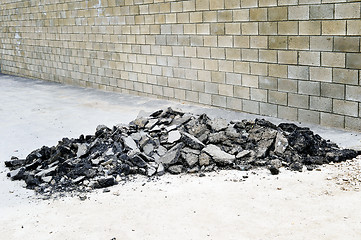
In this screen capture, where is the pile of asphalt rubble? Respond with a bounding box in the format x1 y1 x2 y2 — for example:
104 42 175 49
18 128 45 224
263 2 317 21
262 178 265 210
5 107 359 197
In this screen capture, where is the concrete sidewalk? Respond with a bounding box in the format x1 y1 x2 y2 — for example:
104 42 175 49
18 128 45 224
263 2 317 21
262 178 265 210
1 74 361 240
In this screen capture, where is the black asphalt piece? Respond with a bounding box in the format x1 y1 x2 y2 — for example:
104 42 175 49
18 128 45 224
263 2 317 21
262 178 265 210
5 107 359 197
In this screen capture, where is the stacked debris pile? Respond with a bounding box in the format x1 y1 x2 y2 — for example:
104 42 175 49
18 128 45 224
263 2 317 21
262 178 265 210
5 107 359 196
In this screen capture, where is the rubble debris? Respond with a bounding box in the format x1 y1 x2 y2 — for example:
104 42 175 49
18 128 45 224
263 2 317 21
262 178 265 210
4 107 359 197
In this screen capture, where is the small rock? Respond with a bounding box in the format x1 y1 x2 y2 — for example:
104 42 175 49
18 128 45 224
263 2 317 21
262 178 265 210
168 130 181 143
236 150 251 159
157 163 165 175
269 166 280 175
95 176 115 188
181 132 205 150
77 143 88 158
207 118 228 132
156 143 183 166
199 152 211 166
274 132 288 154
145 119 158 129
123 136 138 150
168 165 183 174
203 144 235 165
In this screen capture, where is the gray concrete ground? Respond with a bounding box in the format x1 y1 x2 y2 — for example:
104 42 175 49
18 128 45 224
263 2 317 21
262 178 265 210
1 74 361 240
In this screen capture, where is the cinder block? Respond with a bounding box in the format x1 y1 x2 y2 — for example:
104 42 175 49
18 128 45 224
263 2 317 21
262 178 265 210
289 6 309 20
346 86 361 102
233 9 250 21
310 67 332 82
321 52 345 68
333 68 358 85
299 21 321 35
298 109 320 125
346 53 361 69
233 62 249 74
211 48 225 59
204 36 218 47
259 76 278 90
199 70 212 81
321 83 345 100
250 8 267 21
241 0 258 8
196 0 209 11
334 37 360 52
242 49 259 62
269 36 288 49
242 75 259 88
347 20 361 35
203 11 217 22
321 113 345 129
212 95 227 107
288 66 309 80
310 96 332 112
335 3 360 19
259 50 277 63
242 22 259 35
259 22 278 35
174 89 186 100
259 0 277 7
288 93 309 109
225 23 241 35
197 47 211 58
219 84 234 97
219 60 234 72
268 90 288 105
269 64 288 78
190 12 203 23
183 1 196 12
250 62 268 76
211 23 225 35
226 97 242 111
218 10 233 22
278 78 298 93
210 0 224 10
268 7 288 21
298 81 320 96
278 106 298 121
278 0 298 5
226 48 241 60
345 117 361 132
234 36 249 48
242 100 259 114
218 36 233 47
226 73 242 85
211 72 225 83
250 36 268 49
310 5 334 19
310 36 333 51
234 86 250 99
322 20 346 35
288 36 309 50
192 81 205 92
225 0 241 9
199 92 212 105
260 103 278 117
278 21 298 35
197 24 210 35
205 82 219 94
278 51 297 65
333 99 359 117
251 88 268 102
299 52 320 66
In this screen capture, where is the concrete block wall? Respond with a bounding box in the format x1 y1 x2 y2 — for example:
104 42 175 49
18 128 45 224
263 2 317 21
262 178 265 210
0 0 360 131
